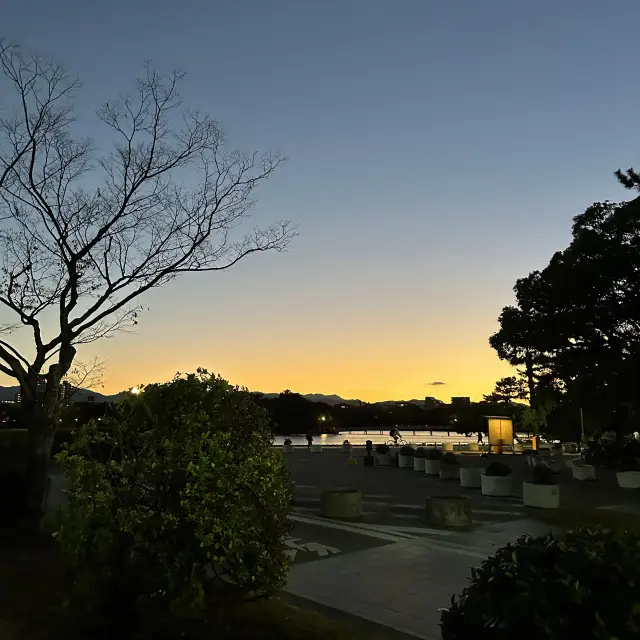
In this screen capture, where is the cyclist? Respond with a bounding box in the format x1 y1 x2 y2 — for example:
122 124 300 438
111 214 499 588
389 426 401 445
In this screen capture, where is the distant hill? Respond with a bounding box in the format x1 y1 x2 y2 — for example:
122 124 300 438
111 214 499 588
259 393 437 407
0 385 124 403
261 392 360 406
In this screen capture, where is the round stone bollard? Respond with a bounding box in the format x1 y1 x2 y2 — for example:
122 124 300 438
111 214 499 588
425 496 471 528
321 488 363 519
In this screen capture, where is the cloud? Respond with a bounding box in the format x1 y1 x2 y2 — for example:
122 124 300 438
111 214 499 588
426 381 446 386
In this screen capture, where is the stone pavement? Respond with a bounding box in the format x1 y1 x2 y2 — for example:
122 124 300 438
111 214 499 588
286 517 556 640
284 449 640 638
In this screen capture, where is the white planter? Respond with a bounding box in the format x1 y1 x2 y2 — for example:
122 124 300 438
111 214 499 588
459 467 482 488
571 462 595 481
424 459 441 475
443 442 454 451
440 464 460 480
481 474 512 497
523 482 560 509
413 457 425 472
283 444 294 454
375 452 390 466
310 443 322 453
398 454 414 468
341 444 351 454
617 471 640 489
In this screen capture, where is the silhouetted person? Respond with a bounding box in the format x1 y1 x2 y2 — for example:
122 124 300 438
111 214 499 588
477 431 484 445
306 433 313 450
390 427 400 444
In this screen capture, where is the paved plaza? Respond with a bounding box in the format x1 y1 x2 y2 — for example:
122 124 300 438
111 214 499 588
46 447 638 639
283 447 638 639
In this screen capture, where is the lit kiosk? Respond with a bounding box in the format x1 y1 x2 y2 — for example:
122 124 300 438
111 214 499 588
485 416 514 454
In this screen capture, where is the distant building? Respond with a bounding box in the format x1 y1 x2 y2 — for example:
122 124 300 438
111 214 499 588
424 397 444 409
451 396 471 407
35 375 48 403
59 381 74 405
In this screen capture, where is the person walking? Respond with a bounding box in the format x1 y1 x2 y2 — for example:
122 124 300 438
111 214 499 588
306 433 313 450
477 431 484 445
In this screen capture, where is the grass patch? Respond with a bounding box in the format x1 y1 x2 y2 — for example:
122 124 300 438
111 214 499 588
0 534 369 640
534 506 640 533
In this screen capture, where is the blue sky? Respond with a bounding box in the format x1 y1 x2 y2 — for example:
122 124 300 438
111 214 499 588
2 0 639 399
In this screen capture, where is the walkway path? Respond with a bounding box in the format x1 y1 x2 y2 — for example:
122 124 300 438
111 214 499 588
284 449 638 638
286 514 555 639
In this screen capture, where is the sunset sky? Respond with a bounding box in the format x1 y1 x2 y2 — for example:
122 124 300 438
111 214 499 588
3 0 639 402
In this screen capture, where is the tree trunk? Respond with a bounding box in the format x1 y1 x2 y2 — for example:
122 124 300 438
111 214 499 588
525 353 537 411
25 419 55 527
22 361 71 529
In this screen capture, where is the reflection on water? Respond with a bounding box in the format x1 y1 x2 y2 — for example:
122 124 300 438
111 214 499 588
273 431 531 447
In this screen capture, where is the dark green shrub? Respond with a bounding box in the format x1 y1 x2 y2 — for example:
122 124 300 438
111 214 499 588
399 445 414 456
414 447 426 458
531 464 555 485
55 370 291 635
442 452 459 465
375 443 390 454
441 527 640 639
424 448 443 460
484 462 511 476
283 438 292 446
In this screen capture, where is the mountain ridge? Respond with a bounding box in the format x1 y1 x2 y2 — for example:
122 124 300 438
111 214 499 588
0 386 438 407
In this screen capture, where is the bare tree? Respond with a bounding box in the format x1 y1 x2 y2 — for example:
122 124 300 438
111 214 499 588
0 40 294 522
63 355 106 401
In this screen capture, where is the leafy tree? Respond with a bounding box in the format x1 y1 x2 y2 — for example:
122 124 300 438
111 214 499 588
490 194 640 438
0 41 293 522
55 370 290 636
483 376 528 404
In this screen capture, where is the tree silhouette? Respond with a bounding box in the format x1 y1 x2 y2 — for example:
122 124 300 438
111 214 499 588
490 194 640 438
483 376 528 404
0 40 294 522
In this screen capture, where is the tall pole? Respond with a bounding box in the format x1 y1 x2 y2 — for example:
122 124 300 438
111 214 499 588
580 406 585 448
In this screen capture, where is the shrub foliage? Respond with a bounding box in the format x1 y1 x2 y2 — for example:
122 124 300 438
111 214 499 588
441 527 640 639
55 370 291 633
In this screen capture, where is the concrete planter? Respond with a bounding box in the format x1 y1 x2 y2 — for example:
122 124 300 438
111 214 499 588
481 474 512 497
283 444 295 454
617 471 640 489
321 488 363 519
468 442 479 452
375 452 390 466
398 454 414 468
440 464 460 480
341 444 351 454
571 461 596 481
310 443 322 453
413 457 425 472
443 442 454 452
514 443 524 454
424 459 441 475
523 482 560 509
459 467 482 488
425 496 471 528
